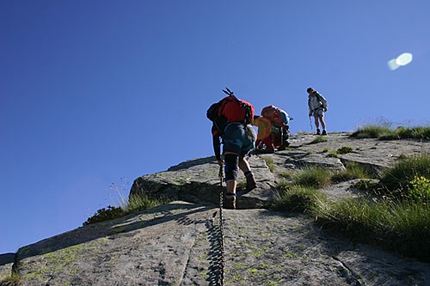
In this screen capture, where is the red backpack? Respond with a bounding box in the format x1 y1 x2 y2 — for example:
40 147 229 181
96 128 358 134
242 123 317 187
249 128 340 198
261 105 288 127
207 88 255 133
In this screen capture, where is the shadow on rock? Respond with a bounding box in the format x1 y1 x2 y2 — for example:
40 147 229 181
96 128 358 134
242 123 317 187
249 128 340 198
0 253 15 266
16 203 213 262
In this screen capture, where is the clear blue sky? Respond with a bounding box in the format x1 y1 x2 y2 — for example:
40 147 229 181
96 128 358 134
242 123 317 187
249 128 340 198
1 1 429 254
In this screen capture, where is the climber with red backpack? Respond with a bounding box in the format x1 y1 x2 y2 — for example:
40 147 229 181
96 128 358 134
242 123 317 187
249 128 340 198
254 105 291 153
207 88 257 209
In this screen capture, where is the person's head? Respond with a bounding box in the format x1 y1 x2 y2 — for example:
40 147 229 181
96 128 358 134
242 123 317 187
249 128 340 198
306 87 314 94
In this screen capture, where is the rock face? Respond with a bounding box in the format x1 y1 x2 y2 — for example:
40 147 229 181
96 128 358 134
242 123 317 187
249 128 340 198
1 132 430 285
130 132 430 207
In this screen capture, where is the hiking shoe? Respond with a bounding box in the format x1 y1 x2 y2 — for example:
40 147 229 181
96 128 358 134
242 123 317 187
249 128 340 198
257 148 274 154
224 193 236 209
316 129 321 135
278 143 289 151
322 130 327 135
264 147 275 153
245 172 257 192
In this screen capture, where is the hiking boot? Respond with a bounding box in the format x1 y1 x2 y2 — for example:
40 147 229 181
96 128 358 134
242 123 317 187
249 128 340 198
245 172 257 192
322 130 327 135
264 147 275 153
224 193 236 209
278 142 289 151
316 129 321 135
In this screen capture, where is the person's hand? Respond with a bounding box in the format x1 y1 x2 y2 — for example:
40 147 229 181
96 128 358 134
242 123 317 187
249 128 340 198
324 107 328 112
217 159 224 166
308 113 312 117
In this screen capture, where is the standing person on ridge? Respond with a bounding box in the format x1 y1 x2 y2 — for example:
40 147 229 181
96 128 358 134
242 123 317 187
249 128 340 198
207 88 257 209
307 87 328 135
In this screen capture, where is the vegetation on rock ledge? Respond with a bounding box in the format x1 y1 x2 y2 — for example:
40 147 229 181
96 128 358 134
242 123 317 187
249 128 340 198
274 124 430 263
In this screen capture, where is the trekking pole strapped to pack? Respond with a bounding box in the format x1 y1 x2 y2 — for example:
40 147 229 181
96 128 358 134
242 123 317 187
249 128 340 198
222 87 234 97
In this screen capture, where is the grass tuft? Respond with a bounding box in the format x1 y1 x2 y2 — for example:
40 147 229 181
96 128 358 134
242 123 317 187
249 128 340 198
337 146 353 154
350 124 430 140
83 194 167 226
309 136 328 144
331 162 371 183
0 272 20 286
260 156 275 172
273 185 328 215
316 199 430 262
292 166 332 188
377 155 430 199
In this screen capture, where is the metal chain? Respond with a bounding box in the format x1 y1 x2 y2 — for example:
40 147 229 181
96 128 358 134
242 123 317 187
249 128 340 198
218 165 225 286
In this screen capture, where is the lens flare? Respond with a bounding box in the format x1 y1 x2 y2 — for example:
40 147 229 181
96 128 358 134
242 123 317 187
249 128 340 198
396 53 413 66
388 52 413 70
387 59 399 70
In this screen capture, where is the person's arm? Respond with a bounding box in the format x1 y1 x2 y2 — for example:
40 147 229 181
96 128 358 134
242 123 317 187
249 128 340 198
211 125 222 164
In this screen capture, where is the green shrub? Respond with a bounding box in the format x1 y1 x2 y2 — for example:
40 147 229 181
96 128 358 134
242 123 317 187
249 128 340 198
337 146 353 154
407 176 430 203
83 205 125 226
83 194 167 226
